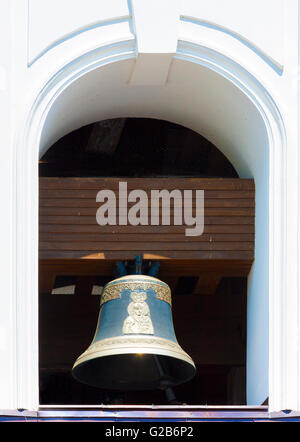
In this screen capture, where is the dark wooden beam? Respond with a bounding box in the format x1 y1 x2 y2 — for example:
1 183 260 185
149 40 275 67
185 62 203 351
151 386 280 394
193 274 222 295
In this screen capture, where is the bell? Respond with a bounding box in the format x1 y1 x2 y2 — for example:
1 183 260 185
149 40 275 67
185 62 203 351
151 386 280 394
72 274 196 390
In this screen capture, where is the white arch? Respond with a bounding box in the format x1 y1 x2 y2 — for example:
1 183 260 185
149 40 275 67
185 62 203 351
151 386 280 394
15 37 287 411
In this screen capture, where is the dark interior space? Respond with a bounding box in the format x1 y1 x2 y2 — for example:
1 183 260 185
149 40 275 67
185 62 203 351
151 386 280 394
39 118 238 178
39 118 248 405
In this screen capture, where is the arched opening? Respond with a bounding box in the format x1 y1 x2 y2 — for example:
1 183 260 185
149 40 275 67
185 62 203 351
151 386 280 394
39 117 251 405
18 42 286 411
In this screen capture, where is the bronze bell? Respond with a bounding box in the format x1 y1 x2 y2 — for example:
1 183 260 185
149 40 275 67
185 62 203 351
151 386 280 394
72 274 196 390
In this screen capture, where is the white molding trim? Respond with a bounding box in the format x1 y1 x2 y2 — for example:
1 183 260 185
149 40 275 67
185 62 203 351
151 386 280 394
179 16 283 75
16 35 289 412
28 17 132 67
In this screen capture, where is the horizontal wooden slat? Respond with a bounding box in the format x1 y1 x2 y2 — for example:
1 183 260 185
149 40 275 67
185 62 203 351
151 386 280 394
39 177 255 190
39 224 254 234
39 241 254 251
40 215 254 225
39 189 254 199
39 250 254 260
39 206 254 216
40 197 255 208
39 233 254 242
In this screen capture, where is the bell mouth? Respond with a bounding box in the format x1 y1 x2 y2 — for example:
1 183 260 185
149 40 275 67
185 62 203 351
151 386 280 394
72 335 196 390
72 353 196 391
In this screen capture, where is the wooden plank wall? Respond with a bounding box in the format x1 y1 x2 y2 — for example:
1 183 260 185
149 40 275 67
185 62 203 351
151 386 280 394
39 178 254 261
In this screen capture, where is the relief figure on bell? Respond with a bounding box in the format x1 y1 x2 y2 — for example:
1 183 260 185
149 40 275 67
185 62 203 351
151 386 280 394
122 290 154 335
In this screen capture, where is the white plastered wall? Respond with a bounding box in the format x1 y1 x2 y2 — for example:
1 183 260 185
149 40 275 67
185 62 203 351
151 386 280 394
0 0 299 412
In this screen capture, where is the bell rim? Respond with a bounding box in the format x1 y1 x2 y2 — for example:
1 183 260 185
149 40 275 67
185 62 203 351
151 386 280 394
72 335 195 371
